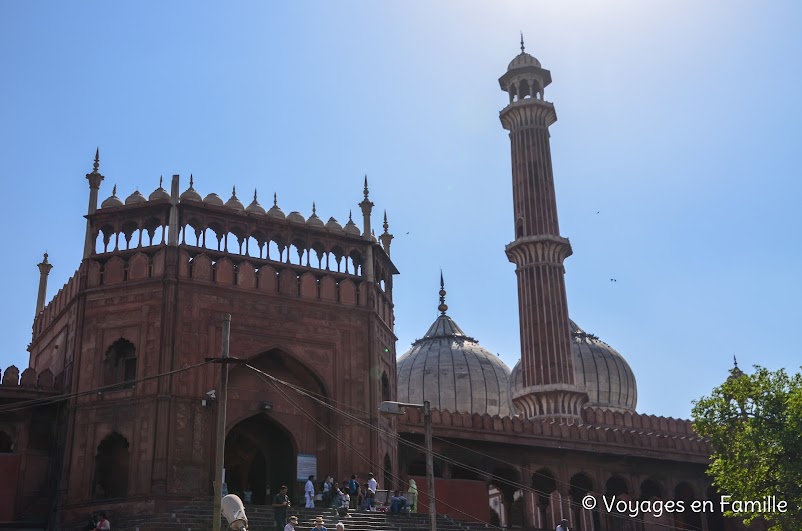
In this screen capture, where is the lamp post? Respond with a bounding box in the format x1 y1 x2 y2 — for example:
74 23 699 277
379 400 437 531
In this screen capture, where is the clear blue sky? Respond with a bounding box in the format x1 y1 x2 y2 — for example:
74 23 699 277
1 1 800 419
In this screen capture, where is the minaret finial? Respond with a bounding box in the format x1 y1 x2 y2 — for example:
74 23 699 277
273 192 278 207
43 251 49 263
520 32 525 54
363 175 369 199
383 210 389 233
438 270 448 315
93 148 100 173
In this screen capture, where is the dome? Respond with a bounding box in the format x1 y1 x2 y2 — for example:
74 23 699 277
287 211 306 223
124 190 146 205
180 175 202 202
149 178 171 201
101 185 123 208
344 214 361 236
398 279 515 417
507 52 541 71
510 320 638 413
325 217 343 233
225 187 245 211
203 192 224 206
267 193 285 219
244 190 265 214
307 203 324 227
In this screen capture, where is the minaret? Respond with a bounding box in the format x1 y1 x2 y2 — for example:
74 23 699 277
499 37 587 421
359 176 375 282
36 252 53 314
83 149 105 258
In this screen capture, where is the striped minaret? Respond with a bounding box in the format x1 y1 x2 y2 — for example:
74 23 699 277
499 37 588 421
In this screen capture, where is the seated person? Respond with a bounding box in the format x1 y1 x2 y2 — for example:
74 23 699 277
389 490 409 514
338 488 350 518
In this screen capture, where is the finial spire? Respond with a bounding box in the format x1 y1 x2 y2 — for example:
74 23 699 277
438 270 448 315
349 209 353 221
312 201 317 215
232 185 237 197
363 175 369 199
189 174 194 187
273 192 278 207
42 251 49 263
93 148 100 174
383 210 389 233
733 355 738 369
159 175 163 188
253 189 258 201
520 32 525 54
112 184 117 196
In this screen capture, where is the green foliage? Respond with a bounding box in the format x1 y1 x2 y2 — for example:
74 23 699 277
692 366 802 530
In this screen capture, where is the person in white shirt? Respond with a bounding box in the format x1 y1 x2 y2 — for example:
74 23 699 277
305 475 316 508
367 473 377 493
284 515 299 531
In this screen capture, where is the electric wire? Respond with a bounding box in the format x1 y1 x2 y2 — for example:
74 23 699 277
0 359 215 414
247 365 705 531
244 364 508 530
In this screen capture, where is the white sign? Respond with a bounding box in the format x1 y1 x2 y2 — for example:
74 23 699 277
297 454 317 481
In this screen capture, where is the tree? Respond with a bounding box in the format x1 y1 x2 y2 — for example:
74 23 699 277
692 364 802 531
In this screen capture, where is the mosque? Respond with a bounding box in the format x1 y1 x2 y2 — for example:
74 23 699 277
0 43 744 530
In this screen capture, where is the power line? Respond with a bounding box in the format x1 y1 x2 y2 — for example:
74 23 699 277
0 359 215 414
247 365 705 531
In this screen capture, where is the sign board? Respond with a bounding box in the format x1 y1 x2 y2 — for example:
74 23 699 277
296 454 317 481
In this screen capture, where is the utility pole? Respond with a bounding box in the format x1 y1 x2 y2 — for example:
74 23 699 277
424 400 437 531
212 314 231 531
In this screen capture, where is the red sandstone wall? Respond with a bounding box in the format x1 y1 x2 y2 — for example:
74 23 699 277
409 476 488 523
0 454 21 521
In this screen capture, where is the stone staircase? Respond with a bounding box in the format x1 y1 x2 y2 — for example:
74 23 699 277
116 501 493 531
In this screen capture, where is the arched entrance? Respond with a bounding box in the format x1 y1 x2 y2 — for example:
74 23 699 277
225 415 294 504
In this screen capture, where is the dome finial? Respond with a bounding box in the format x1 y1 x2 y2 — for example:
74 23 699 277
93 148 100 174
253 189 258 201
232 185 237 197
438 270 448 315
349 209 353 221
112 184 117 196
312 201 317 215
520 32 525 54
733 355 738 369
189 174 194 187
159 175 163 188
273 192 278 207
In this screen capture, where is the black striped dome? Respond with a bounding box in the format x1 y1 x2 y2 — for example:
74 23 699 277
397 314 515 417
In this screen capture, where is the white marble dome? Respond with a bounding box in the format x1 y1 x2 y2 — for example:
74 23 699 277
510 320 638 413
397 309 515 418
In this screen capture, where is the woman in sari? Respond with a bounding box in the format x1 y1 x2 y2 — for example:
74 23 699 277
407 479 418 513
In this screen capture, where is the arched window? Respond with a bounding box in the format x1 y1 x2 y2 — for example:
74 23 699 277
103 338 137 388
93 432 130 499
0 430 13 452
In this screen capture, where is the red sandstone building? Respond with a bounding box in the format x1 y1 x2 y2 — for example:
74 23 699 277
0 44 747 530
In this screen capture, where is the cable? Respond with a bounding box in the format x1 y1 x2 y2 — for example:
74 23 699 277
246 365 704 531
250 371 708 531
244 364 508 531
0 359 215 414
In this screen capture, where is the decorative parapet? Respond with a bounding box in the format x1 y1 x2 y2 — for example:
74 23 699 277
0 365 57 396
398 406 711 459
32 268 81 339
